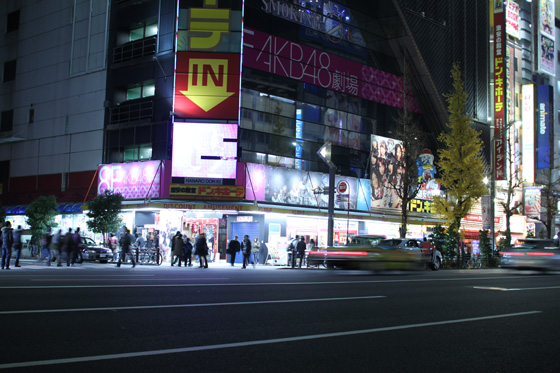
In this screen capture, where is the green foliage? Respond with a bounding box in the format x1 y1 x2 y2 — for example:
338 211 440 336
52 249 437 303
86 190 124 243
478 230 491 256
526 231 535 238
537 227 547 239
433 63 486 231
26 196 58 244
429 225 446 254
442 222 460 262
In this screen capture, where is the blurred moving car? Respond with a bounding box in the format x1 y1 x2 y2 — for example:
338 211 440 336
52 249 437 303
77 237 113 263
307 235 424 271
500 238 560 271
375 238 443 271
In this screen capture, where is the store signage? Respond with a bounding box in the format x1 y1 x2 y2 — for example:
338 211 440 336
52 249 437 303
172 122 238 180
538 0 555 76
174 0 242 120
524 187 541 218
170 184 245 199
481 196 491 230
537 85 552 169
494 1 506 181
522 84 535 183
237 216 253 222
464 214 500 223
97 161 161 199
259 0 366 47
174 52 240 118
506 45 515 124
182 178 223 185
506 1 519 38
244 163 357 209
409 199 434 214
243 28 419 112
337 180 348 194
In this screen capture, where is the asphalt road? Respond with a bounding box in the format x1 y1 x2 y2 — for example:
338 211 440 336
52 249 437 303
1 260 560 372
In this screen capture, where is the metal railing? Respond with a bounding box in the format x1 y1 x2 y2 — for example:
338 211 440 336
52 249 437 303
110 100 153 125
112 36 156 64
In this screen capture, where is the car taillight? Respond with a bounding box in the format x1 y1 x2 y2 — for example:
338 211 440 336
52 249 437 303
308 251 324 256
502 252 525 256
326 251 368 256
526 252 555 256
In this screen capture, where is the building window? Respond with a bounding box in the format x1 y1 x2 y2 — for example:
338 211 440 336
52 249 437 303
3 60 16 82
130 23 157 41
126 80 155 101
1 110 14 132
6 10 20 33
124 144 152 161
28 106 34 123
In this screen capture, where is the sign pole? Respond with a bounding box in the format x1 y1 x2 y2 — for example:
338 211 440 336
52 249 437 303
317 142 336 247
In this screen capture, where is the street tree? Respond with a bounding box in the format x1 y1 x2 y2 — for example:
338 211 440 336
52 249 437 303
534 155 560 239
86 190 124 244
25 195 58 245
432 63 486 261
388 58 427 238
496 134 523 248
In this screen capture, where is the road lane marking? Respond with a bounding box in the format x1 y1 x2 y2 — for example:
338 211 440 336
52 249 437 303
474 285 560 291
0 295 385 315
0 310 542 369
0 275 551 289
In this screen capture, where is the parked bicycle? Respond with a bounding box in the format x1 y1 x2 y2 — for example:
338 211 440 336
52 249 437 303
467 254 482 269
138 247 163 266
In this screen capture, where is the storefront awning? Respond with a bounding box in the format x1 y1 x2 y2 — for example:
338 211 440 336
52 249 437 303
4 203 84 215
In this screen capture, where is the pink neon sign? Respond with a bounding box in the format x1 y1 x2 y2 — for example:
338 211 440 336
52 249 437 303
243 28 419 112
97 161 162 199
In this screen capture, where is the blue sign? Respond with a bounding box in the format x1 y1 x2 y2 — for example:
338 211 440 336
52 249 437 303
537 85 552 169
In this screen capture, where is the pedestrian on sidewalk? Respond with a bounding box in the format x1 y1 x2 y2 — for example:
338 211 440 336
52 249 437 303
252 237 260 265
37 228 52 266
51 229 63 266
1 221 13 270
117 228 135 268
12 225 23 267
194 234 208 268
296 236 307 268
241 235 252 269
183 236 193 267
171 231 184 266
227 236 240 266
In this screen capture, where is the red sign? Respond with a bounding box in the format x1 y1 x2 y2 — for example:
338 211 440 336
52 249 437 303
494 2 506 181
337 180 348 194
174 52 240 120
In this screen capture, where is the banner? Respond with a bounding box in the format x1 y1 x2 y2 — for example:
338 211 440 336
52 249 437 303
494 1 506 180
537 85 552 168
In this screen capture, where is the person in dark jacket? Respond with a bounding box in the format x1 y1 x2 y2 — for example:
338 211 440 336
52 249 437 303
295 236 307 268
1 221 14 270
37 227 53 266
241 235 252 269
171 231 184 266
194 234 208 268
117 228 135 268
227 235 240 266
12 225 23 268
183 236 193 267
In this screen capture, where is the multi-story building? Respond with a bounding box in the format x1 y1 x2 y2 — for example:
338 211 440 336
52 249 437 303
1 0 495 261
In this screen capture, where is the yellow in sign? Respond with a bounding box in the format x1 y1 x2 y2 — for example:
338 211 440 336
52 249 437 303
180 58 234 112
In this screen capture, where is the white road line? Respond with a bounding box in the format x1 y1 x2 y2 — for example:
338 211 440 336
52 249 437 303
474 285 560 291
0 295 385 315
0 275 552 289
0 310 541 369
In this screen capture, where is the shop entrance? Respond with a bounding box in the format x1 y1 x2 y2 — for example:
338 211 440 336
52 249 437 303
231 222 259 264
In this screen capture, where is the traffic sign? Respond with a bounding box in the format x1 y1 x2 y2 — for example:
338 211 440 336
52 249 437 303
337 180 348 194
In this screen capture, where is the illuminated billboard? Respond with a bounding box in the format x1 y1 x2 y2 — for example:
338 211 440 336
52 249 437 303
172 122 238 179
494 1 506 180
506 1 520 38
97 161 162 199
522 84 535 183
537 85 552 169
174 0 243 120
538 0 555 76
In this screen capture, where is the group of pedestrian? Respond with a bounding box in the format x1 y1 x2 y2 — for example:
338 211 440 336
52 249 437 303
171 232 208 268
226 235 261 269
288 235 314 268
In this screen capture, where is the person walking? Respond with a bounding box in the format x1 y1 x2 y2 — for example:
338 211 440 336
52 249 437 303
171 231 184 266
252 237 260 265
37 228 52 266
227 235 240 266
1 221 14 270
296 236 307 268
194 234 208 268
241 235 252 269
12 225 23 267
183 236 193 267
117 228 135 268
289 235 300 268
51 229 63 267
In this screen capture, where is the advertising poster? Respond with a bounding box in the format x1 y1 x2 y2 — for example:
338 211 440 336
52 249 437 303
97 161 162 199
370 135 404 209
506 1 520 38
245 163 357 210
539 0 555 76
537 85 552 169
522 84 535 183
524 188 542 218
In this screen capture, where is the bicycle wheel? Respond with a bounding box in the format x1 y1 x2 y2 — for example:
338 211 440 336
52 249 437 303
155 253 163 266
139 252 149 265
